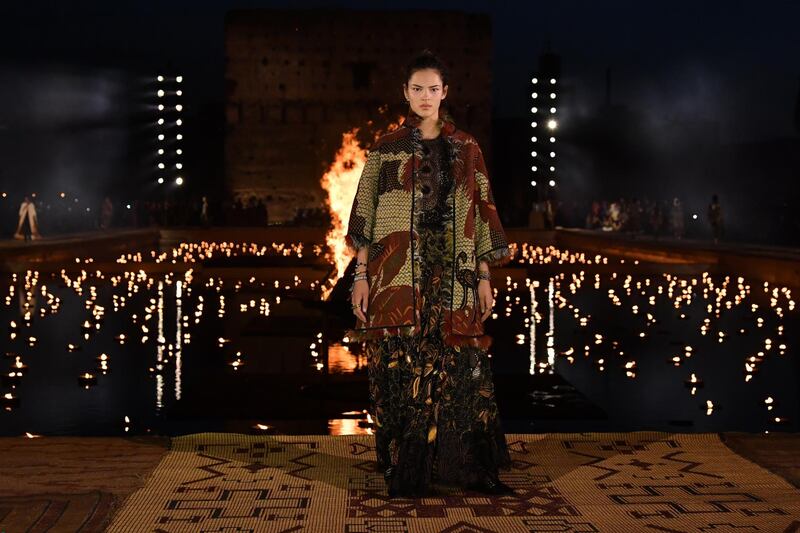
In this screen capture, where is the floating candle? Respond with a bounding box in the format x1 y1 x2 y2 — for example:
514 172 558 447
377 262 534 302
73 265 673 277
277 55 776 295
2 391 20 409
684 373 704 388
77 372 97 388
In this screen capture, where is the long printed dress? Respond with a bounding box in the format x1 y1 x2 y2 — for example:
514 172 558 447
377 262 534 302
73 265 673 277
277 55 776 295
366 134 512 496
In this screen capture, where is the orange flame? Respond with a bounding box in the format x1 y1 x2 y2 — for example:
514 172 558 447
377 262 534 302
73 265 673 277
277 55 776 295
319 114 403 300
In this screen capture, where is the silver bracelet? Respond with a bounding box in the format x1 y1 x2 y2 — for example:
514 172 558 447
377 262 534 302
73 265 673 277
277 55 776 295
349 276 368 293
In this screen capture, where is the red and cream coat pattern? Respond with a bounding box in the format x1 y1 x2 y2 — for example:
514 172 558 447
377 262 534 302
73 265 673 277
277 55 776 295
344 111 511 350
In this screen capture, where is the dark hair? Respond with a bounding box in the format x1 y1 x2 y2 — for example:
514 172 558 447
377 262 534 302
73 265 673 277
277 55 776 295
404 49 450 88
403 49 454 121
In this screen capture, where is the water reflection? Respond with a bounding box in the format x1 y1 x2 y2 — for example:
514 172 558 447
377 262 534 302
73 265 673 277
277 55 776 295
515 263 796 432
328 412 372 436
0 241 797 436
175 280 183 401
328 343 366 373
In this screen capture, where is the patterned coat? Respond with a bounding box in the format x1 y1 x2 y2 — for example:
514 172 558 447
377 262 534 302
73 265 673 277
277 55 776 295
344 110 511 350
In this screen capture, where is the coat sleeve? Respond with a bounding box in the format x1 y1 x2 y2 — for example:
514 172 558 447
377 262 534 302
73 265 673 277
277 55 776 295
474 143 512 267
345 146 382 254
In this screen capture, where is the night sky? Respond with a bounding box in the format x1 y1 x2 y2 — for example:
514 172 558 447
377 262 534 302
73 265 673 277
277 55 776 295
3 0 798 138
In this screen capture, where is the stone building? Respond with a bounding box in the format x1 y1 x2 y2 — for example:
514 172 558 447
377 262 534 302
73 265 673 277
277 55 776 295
224 9 493 223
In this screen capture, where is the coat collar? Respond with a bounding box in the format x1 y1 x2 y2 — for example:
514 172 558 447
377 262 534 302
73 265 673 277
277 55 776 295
400 108 461 172
400 108 457 138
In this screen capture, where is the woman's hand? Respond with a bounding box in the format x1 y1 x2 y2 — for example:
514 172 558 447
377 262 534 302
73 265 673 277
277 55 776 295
352 279 369 323
478 279 493 321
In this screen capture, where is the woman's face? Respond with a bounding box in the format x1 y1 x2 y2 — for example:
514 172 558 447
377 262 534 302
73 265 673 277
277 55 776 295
403 68 448 120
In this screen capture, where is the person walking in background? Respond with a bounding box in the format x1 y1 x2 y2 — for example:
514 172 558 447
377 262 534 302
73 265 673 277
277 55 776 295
708 194 724 244
14 196 41 240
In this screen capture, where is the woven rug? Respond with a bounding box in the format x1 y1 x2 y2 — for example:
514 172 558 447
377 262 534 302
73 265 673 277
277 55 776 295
107 431 800 532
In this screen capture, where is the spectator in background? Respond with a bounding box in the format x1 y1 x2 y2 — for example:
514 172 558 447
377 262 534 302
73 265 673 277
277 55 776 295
628 198 643 234
649 201 665 238
544 198 555 229
708 194 724 244
605 200 622 231
200 196 210 227
14 196 41 240
586 200 602 229
256 198 268 226
670 197 685 239
99 196 114 229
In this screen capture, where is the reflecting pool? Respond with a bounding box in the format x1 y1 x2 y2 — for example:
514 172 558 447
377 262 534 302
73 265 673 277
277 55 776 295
2 241 797 436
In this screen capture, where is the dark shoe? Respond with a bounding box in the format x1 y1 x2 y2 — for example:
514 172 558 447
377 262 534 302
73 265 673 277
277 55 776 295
384 465 397 497
385 466 417 498
383 465 396 485
467 473 515 495
385 466 440 498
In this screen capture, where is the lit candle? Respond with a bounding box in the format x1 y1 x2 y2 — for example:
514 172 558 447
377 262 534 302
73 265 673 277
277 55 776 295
2 391 20 409
77 372 97 387
684 372 704 388
3 369 23 386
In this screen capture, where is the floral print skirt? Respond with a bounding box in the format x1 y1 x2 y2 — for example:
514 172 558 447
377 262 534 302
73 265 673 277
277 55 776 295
365 221 512 494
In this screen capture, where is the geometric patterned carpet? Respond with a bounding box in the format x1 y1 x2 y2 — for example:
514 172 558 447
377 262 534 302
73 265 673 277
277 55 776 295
106 432 800 533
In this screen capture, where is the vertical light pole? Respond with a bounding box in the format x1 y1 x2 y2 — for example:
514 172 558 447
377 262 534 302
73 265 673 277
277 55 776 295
155 73 185 226
546 76 558 200
531 76 559 200
530 76 540 203
531 70 560 229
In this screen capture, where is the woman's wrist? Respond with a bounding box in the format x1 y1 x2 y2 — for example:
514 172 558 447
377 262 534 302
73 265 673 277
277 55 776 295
354 259 368 278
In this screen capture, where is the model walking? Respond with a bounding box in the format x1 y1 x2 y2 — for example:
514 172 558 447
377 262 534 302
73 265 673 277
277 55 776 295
345 50 514 498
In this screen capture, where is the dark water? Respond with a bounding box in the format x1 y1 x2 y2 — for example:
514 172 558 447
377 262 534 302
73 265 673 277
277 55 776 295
1 245 798 436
